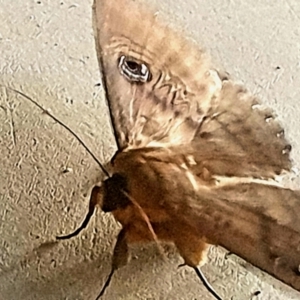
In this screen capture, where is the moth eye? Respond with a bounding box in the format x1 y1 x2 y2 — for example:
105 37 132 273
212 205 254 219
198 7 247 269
118 55 151 83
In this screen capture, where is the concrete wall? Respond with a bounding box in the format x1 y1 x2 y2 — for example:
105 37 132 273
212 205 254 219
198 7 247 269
1 0 300 299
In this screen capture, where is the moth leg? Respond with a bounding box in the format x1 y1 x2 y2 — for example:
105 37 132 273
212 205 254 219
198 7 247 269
96 228 130 299
56 186 103 240
175 236 222 300
194 267 222 300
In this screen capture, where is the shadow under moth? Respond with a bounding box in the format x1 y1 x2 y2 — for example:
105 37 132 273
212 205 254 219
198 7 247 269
10 0 300 299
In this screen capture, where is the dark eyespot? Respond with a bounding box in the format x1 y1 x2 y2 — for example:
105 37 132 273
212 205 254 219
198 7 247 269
118 55 151 83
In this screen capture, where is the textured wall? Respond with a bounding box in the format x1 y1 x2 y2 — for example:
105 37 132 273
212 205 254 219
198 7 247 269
1 0 300 299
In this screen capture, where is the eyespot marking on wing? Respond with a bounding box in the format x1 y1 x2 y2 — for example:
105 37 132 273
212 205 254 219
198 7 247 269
118 55 152 83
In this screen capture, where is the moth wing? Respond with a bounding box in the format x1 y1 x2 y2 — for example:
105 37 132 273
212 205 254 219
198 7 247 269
169 80 292 179
93 0 219 150
187 181 300 291
93 0 291 178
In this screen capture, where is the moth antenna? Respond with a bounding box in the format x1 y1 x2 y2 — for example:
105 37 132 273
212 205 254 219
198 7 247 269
95 268 115 299
56 203 95 240
3 86 110 177
56 186 102 240
193 267 222 300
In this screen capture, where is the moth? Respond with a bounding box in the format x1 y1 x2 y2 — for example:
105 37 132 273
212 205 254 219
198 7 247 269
45 0 300 299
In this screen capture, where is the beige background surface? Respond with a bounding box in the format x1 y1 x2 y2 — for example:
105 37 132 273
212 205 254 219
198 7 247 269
1 0 300 299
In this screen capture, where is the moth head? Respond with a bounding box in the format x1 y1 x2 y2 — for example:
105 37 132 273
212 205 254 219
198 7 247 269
118 55 151 83
102 173 131 212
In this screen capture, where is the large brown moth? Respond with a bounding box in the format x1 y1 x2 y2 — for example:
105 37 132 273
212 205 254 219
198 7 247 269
41 0 300 299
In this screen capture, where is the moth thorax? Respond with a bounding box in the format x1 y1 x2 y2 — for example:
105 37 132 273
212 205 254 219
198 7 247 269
102 173 131 212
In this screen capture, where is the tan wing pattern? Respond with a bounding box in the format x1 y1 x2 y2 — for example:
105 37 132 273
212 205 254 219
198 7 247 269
93 0 291 179
93 0 222 150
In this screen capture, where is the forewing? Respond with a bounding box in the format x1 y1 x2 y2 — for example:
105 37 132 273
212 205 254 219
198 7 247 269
93 0 291 177
93 0 221 150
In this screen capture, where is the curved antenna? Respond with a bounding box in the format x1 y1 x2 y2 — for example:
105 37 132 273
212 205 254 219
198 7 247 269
3 86 110 177
56 201 96 240
56 185 102 240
